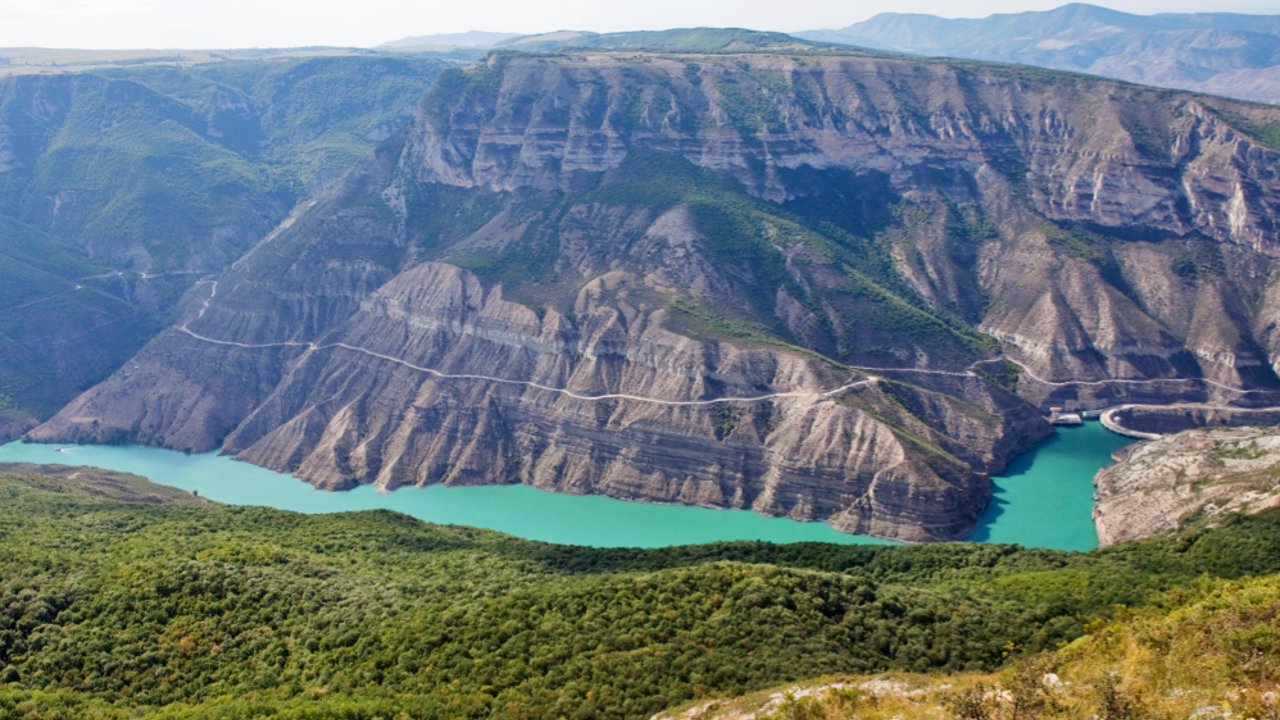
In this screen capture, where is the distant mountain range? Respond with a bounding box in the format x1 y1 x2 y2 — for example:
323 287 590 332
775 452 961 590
379 28 833 55
798 3 1280 104
377 31 521 48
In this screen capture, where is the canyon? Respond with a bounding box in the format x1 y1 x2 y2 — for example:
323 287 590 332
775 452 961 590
26 47 1280 541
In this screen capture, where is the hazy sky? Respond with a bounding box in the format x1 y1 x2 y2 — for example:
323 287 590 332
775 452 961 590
3 0 1279 49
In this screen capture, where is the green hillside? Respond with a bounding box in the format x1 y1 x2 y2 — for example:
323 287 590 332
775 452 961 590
0 56 445 432
2 465 1279 719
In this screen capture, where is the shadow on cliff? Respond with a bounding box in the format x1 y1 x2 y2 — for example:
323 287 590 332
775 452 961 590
964 432 1062 543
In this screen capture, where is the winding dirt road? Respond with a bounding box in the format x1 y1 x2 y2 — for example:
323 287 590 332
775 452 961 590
174 279 1280 421
178 281 878 407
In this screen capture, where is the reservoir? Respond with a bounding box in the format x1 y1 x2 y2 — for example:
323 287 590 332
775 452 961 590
968 422 1133 551
0 422 1129 550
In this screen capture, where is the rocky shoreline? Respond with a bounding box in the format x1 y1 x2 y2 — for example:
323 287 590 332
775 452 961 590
1093 425 1280 546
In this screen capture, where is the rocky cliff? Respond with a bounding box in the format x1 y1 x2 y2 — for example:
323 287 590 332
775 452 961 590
1093 425 1280 546
32 50 1280 540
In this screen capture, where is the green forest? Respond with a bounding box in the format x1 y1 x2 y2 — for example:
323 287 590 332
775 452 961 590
3 466 1280 720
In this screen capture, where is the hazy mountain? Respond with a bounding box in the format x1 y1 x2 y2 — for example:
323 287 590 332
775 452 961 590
492 28 828 54
36 43 1280 541
377 31 521 48
799 3 1280 104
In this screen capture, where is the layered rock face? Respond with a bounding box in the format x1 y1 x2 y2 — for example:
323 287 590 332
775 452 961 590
1110 406 1280 436
402 54 1280 407
1093 426 1280 546
32 52 1280 540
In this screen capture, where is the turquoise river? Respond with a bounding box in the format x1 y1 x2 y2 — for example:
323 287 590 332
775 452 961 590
0 422 1132 551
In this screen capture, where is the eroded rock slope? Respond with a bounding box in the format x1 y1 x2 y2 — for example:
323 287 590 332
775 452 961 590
1094 426 1280 546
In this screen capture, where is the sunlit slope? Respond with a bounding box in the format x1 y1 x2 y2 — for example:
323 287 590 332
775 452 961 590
656 571 1280 720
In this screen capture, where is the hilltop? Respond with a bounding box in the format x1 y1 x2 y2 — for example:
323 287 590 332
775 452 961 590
656 570 1280 720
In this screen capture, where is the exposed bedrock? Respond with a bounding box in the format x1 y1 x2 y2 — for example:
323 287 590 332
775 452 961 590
1094 425 1280 546
1111 405 1280 436
407 56 1280 257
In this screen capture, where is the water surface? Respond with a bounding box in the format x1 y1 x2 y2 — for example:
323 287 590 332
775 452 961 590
0 422 1129 550
969 422 1134 551
0 441 884 547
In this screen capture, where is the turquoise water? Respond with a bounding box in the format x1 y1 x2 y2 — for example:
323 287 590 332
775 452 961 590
0 422 1129 550
969 422 1134 551
0 441 884 548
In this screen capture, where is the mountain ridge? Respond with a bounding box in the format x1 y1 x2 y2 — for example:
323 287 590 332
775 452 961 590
799 3 1280 104
378 31 522 49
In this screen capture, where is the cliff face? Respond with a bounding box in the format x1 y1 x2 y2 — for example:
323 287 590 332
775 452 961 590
401 54 1280 407
407 55 1280 252
1093 426 1280 546
32 52 1280 540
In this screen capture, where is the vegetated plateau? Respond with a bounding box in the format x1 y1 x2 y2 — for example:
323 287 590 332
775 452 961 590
3 465 1280 720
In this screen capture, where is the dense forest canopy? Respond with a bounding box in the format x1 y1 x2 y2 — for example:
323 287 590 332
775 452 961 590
2 466 1280 719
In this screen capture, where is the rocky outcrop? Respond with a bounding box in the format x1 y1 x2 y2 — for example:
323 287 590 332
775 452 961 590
1093 426 1280 546
31 51 1280 540
1109 405 1280 436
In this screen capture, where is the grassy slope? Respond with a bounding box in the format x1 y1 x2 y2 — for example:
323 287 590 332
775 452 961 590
656 575 1280 720
12 56 447 268
1 468 1279 719
185 56 445 191
0 215 147 422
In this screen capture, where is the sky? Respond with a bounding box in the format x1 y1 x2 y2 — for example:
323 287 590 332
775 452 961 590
2 0 1279 50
